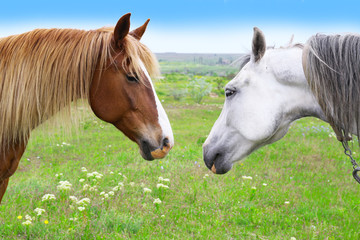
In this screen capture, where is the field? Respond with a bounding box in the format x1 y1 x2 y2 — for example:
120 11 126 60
1 54 360 239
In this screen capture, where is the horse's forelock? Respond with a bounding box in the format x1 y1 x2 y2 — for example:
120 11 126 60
121 35 160 83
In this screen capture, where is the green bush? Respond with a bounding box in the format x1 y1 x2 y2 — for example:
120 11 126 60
188 77 212 104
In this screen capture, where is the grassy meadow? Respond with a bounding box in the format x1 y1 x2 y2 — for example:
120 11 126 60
1 55 360 239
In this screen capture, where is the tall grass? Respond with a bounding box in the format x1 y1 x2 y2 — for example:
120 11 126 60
1 90 360 239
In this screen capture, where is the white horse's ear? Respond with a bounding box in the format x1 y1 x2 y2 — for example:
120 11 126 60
252 27 266 62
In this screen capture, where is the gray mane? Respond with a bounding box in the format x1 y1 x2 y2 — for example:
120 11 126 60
303 33 360 141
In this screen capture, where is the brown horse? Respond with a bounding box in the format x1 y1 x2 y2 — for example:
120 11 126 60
0 13 174 203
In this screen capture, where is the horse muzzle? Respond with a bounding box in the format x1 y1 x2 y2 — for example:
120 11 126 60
203 143 232 174
140 137 173 160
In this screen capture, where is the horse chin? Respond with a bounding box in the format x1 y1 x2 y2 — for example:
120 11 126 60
211 160 233 174
203 145 233 174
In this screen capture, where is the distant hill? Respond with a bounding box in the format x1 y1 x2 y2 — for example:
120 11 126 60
155 53 244 66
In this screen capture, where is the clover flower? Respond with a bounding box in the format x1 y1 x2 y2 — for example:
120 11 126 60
42 194 56 202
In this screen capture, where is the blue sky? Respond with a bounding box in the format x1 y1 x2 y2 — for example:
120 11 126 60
1 0 359 53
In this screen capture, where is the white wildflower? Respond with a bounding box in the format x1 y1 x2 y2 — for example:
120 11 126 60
83 184 90 191
285 201 290 205
78 207 85 212
81 167 87 172
104 194 109 199
156 183 169 189
143 188 152 193
112 186 119 192
262 183 268 186
89 186 98 192
22 220 32 226
34 208 45 216
108 191 115 196
76 198 91 206
242 176 253 180
87 171 103 179
118 182 124 187
153 198 162 204
203 174 209 179
129 182 135 187
100 191 105 196
25 215 33 221
57 180 72 190
251 186 257 190
79 179 85 183
42 194 56 202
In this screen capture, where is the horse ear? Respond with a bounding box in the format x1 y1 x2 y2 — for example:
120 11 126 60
114 13 131 47
130 19 150 41
252 27 266 62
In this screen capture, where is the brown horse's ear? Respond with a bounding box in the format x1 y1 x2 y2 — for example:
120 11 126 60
130 19 150 40
114 13 131 47
252 27 266 62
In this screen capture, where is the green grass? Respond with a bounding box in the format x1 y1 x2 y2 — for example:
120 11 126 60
1 94 360 239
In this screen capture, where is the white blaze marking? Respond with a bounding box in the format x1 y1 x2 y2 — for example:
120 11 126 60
139 61 174 146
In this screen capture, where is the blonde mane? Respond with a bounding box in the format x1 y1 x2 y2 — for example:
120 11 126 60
0 27 159 149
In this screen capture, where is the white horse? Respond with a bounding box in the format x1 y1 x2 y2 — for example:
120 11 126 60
203 27 360 174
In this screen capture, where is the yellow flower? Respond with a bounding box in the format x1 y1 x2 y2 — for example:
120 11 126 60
17 215 22 220
44 220 49 224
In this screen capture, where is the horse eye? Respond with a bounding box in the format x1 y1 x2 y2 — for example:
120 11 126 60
225 89 236 97
126 75 139 83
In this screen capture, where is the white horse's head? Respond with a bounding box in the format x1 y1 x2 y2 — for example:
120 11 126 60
203 27 325 174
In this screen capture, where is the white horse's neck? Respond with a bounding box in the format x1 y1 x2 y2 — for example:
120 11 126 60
267 47 326 123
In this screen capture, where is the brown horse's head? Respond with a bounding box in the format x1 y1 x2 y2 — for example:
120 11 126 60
90 13 173 160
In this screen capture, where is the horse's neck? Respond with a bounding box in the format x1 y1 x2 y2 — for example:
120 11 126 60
271 48 327 122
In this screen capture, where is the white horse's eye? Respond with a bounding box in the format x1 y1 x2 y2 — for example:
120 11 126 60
225 89 236 98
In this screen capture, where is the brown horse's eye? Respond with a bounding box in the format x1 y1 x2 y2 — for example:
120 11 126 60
126 75 139 83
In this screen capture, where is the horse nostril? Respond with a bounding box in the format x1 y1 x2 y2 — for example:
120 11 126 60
162 137 170 148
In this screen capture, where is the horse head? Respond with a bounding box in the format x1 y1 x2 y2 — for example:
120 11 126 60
203 27 323 174
90 13 174 160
